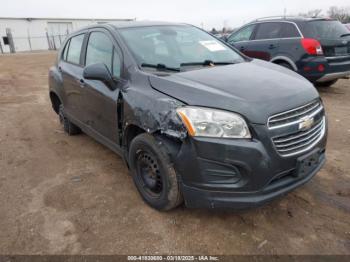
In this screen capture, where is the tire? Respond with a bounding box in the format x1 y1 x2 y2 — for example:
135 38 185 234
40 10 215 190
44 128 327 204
315 80 338 88
58 104 81 135
277 62 294 71
128 133 183 211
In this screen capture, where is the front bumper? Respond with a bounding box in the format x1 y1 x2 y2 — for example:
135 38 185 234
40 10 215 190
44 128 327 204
174 123 327 209
181 154 325 209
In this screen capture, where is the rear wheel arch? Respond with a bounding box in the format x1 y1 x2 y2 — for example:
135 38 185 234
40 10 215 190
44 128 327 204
271 57 297 71
49 91 62 114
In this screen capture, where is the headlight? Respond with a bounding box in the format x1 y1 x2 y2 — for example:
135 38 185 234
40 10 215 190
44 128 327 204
177 107 251 138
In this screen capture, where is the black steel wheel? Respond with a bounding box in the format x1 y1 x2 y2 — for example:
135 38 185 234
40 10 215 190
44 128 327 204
136 151 163 197
129 133 183 211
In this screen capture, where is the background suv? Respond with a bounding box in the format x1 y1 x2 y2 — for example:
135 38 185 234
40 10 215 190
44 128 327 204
225 17 350 87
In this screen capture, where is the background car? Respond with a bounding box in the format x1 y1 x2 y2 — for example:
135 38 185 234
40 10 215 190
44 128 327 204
225 16 350 87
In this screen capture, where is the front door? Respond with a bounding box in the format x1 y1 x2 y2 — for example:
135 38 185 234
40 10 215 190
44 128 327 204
81 30 123 143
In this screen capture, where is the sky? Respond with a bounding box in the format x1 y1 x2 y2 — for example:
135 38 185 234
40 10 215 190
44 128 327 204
1 0 349 29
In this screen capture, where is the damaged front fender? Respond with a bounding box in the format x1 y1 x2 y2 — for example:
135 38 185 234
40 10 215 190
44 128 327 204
122 84 188 141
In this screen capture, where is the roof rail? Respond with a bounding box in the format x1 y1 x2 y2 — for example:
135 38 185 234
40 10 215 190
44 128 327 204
247 15 301 24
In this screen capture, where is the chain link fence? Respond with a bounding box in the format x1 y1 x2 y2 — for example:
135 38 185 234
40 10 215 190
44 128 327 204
1 28 69 54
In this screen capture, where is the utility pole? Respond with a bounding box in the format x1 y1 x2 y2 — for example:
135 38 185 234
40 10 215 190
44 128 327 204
27 27 32 51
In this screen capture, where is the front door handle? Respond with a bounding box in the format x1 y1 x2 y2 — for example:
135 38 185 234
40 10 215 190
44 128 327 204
240 46 245 51
76 78 85 88
79 79 85 88
58 66 62 72
269 44 277 49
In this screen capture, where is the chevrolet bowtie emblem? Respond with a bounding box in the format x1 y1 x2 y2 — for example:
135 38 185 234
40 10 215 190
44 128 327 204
299 116 314 131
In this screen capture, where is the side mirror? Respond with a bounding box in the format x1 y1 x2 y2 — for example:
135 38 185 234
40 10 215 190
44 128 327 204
83 63 116 90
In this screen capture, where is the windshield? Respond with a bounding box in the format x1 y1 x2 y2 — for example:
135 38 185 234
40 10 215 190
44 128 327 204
306 20 350 39
118 25 244 71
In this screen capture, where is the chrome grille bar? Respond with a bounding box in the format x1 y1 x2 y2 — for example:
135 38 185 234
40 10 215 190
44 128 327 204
272 117 326 157
268 100 323 129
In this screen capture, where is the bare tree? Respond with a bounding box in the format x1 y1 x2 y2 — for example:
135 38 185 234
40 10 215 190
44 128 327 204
327 6 350 23
299 9 323 18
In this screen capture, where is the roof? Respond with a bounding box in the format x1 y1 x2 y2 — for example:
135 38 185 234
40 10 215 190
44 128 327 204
109 21 186 29
248 16 335 24
0 17 134 22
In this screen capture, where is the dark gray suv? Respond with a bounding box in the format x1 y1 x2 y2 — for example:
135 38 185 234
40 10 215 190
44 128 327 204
49 21 327 211
226 17 350 87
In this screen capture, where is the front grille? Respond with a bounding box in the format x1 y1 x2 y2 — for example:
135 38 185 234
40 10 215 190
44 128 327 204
272 117 326 157
268 100 323 129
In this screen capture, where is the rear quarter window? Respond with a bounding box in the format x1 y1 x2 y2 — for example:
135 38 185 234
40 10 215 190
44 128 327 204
303 20 349 39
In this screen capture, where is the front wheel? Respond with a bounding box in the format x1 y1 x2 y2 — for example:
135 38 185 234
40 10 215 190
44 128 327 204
128 133 183 211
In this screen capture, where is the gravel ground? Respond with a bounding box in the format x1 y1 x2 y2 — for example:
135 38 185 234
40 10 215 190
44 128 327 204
0 52 349 255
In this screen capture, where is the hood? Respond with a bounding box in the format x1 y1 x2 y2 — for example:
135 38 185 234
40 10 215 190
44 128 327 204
149 59 319 124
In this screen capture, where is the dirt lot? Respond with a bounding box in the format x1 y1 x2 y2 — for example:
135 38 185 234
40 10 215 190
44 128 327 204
0 52 349 255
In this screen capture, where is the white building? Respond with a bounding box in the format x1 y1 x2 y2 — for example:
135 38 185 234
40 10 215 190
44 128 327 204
0 17 134 53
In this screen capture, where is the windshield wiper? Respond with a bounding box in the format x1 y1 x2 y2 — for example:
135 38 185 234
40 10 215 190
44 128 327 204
141 63 180 72
340 33 350 37
180 60 235 67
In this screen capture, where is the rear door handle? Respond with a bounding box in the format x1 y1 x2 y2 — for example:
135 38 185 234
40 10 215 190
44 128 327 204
269 44 276 49
58 66 62 72
240 46 245 51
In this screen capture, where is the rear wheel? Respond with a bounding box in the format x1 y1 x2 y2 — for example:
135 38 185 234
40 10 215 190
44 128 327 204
59 104 81 135
315 80 338 88
129 133 183 211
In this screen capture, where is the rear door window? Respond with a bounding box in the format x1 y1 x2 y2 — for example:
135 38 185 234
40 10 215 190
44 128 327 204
280 23 301 38
66 34 85 65
227 24 256 43
254 23 283 40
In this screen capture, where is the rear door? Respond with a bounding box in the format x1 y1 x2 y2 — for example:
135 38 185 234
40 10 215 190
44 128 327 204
226 24 257 55
277 22 303 62
59 33 86 122
249 22 282 61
